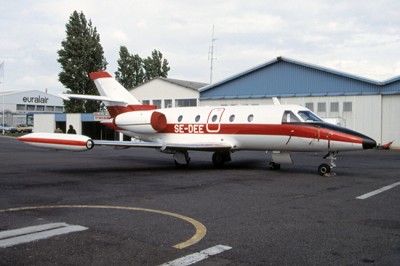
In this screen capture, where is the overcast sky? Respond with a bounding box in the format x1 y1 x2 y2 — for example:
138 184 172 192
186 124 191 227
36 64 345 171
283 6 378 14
1 0 400 95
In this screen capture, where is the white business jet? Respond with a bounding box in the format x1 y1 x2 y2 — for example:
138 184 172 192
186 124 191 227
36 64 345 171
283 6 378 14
18 72 376 175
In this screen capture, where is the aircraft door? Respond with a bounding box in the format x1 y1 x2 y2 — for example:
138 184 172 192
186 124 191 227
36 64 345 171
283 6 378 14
206 108 225 133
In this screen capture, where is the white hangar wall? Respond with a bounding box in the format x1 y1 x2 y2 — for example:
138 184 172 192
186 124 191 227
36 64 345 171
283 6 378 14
382 95 400 145
130 78 203 109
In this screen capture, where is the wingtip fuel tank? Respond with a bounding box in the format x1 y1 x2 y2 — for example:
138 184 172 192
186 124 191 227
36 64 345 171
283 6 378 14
18 133 94 151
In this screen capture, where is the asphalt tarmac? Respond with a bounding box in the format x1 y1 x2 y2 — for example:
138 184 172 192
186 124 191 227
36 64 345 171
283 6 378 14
0 136 399 265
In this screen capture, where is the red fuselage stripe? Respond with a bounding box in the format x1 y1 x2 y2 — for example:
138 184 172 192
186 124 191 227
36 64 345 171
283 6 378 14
19 138 86 146
160 123 363 144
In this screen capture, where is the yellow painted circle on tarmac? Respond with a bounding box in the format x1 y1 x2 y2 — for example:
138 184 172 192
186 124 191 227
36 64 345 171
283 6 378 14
0 205 207 249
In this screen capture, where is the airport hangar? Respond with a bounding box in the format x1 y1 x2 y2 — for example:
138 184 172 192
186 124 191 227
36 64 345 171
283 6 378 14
199 56 400 148
0 90 64 127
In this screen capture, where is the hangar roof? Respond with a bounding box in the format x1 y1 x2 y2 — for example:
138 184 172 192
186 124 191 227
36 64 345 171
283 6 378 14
200 56 400 100
132 77 208 92
159 77 208 91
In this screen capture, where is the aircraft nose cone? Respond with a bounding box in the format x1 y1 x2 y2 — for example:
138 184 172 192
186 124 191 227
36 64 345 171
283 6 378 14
363 137 377 149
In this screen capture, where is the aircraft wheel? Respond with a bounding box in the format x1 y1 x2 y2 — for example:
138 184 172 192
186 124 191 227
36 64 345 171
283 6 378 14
86 139 94 150
318 163 331 176
174 159 189 168
269 162 281 170
212 152 225 167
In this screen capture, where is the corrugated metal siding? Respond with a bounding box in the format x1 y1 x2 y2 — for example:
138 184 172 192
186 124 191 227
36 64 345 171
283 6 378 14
382 95 400 147
381 80 400 94
201 60 382 99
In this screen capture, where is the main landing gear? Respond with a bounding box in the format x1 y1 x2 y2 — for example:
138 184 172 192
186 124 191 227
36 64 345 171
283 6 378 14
173 150 232 168
173 151 190 168
318 151 338 176
212 151 231 167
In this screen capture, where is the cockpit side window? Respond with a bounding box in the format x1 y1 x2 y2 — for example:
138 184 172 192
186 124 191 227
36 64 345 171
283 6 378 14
297 111 323 122
282 111 301 123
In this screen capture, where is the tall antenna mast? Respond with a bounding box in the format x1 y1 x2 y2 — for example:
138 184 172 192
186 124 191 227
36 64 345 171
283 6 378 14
208 24 217 83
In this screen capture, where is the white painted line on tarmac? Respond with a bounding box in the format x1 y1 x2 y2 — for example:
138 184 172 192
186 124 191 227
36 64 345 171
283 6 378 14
356 181 400 200
0 222 88 248
159 245 232 266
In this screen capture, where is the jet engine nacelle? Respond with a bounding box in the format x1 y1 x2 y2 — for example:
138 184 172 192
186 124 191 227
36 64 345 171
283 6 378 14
114 110 167 134
18 133 94 151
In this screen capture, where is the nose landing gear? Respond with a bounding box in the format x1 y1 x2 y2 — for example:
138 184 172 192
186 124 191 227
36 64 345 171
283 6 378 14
318 151 338 176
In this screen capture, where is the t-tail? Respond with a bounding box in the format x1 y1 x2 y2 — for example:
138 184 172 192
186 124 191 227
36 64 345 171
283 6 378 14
62 71 157 117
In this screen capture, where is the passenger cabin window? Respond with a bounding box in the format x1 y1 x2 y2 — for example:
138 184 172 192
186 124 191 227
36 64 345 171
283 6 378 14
178 115 183 122
211 114 218 122
297 111 323 122
282 111 301 123
229 115 235 122
195 115 200 122
247 114 254 122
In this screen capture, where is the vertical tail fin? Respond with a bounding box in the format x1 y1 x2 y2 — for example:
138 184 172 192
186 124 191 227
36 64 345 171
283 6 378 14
62 71 156 117
89 72 141 106
89 72 156 117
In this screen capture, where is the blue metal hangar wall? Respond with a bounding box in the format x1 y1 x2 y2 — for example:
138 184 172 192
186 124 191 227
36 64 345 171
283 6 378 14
200 56 400 147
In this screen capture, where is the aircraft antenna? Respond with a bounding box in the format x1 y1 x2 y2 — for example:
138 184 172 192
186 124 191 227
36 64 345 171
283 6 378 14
208 24 217 84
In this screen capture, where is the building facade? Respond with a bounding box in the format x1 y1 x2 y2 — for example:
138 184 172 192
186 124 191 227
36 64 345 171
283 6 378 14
200 57 400 147
130 77 207 108
0 90 64 126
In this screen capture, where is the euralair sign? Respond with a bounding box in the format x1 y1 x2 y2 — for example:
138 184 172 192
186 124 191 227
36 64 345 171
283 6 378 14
22 96 49 104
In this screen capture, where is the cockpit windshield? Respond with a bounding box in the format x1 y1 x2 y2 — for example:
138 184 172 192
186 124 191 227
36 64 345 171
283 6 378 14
297 111 323 122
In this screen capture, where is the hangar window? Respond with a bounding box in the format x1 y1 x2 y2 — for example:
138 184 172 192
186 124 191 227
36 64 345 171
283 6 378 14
195 115 200 122
330 102 339 112
164 99 172 108
247 114 254 122
27 105 35 111
305 102 314 111
36 105 45 111
153 100 161 109
343 102 352 112
178 115 183 122
142 100 150 105
176 99 197 107
46 106 55 111
55 106 64 112
317 102 326 112
16 104 26 111
229 115 235 122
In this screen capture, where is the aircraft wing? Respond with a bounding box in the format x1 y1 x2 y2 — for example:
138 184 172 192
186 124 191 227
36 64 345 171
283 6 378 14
93 140 232 151
18 133 233 152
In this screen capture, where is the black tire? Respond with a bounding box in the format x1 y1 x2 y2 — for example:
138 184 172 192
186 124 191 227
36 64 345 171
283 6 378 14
174 159 188 169
318 164 331 176
86 139 94 150
212 152 224 167
269 162 281 170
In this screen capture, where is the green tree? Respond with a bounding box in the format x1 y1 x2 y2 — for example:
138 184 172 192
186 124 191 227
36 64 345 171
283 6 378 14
57 11 108 113
143 50 170 81
115 46 145 89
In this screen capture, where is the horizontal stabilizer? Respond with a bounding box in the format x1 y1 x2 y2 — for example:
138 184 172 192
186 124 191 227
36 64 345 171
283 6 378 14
61 94 128 106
